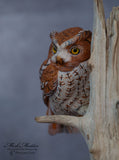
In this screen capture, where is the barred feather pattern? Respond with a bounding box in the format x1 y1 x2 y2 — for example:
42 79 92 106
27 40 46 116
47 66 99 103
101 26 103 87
49 61 90 116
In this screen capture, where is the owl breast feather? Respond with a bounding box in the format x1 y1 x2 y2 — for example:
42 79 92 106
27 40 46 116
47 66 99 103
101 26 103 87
49 61 90 116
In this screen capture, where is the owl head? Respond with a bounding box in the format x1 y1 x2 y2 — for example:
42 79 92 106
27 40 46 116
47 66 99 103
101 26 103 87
48 27 92 72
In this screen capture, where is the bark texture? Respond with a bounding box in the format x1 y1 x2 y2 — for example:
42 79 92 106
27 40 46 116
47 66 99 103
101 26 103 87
35 0 119 159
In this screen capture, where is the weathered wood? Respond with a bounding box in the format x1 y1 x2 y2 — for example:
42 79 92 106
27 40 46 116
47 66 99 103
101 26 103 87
87 1 119 160
35 1 119 160
35 115 84 130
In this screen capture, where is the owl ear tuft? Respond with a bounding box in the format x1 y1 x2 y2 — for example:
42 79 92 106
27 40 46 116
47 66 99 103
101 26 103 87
79 30 92 43
85 30 92 43
50 31 58 39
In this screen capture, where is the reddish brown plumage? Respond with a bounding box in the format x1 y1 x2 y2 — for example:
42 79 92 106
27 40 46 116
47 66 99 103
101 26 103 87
40 62 58 95
53 27 83 45
40 27 92 135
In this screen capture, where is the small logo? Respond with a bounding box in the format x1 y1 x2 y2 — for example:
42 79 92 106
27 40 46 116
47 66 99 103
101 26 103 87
3 142 39 156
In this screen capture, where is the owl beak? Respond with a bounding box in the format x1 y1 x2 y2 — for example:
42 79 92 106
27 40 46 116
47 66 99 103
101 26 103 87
56 56 64 65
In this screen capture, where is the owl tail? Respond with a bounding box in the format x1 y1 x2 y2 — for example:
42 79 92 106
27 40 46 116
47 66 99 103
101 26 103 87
48 123 78 135
46 107 78 135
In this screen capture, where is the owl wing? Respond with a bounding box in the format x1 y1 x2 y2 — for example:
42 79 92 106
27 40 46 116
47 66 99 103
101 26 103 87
39 59 58 106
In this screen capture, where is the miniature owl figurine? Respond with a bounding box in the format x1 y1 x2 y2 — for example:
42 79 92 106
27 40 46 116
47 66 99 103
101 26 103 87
39 27 92 135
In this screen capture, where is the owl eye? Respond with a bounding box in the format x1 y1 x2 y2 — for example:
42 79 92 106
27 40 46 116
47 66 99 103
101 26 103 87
71 47 80 55
52 45 57 54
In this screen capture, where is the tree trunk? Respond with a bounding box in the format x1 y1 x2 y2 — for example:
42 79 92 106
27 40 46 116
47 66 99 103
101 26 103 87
35 0 119 160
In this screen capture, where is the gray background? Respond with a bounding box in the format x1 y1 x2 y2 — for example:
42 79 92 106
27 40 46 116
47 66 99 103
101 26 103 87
0 0 118 160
